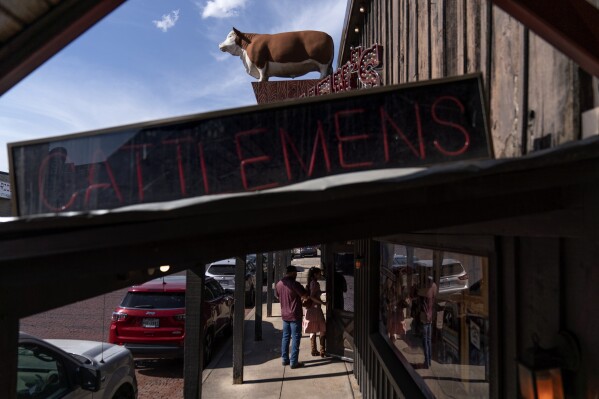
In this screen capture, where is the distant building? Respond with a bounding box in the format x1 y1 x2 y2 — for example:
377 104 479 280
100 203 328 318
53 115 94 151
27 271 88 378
0 172 11 216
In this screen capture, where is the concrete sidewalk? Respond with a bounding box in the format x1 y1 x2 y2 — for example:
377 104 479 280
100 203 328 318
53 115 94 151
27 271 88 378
201 302 361 399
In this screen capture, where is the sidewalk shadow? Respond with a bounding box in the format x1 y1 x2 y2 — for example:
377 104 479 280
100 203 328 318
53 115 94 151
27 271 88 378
210 319 283 369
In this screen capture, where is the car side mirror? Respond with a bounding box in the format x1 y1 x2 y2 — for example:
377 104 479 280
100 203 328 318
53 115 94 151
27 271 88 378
77 366 101 392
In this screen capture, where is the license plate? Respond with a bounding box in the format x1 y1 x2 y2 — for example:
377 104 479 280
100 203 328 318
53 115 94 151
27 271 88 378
142 318 159 328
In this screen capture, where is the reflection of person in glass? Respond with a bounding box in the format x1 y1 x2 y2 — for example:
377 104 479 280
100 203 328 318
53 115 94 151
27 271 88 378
41 146 77 212
387 277 406 341
419 275 437 368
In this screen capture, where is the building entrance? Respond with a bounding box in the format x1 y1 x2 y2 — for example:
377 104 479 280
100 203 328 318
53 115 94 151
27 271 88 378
324 242 355 361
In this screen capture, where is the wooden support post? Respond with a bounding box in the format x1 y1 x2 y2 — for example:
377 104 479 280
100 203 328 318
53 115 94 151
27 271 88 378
266 252 274 317
0 312 18 399
255 253 263 341
184 266 205 399
233 257 245 384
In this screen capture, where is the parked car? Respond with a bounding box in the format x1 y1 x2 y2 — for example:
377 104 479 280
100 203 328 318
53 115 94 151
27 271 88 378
18 331 137 399
389 258 468 295
299 246 318 257
414 259 469 295
108 275 233 368
206 258 256 307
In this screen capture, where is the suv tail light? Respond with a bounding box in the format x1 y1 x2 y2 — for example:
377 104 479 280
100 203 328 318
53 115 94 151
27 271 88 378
458 273 469 281
174 314 186 321
111 312 128 322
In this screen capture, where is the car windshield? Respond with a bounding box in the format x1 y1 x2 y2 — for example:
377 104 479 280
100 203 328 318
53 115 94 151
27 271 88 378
208 264 235 275
120 292 185 309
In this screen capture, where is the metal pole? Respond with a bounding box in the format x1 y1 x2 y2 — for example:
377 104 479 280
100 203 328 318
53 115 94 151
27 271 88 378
233 257 245 384
184 266 205 399
266 252 273 317
254 253 263 341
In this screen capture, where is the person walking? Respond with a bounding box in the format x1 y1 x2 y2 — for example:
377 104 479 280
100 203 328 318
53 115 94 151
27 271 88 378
275 265 309 368
303 266 327 357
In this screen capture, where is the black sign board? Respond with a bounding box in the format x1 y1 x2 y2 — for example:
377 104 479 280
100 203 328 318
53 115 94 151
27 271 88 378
9 74 491 216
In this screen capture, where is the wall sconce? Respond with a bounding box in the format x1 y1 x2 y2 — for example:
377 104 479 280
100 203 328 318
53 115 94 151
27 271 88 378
159 265 170 273
354 26 360 33
518 331 580 399
359 4 367 13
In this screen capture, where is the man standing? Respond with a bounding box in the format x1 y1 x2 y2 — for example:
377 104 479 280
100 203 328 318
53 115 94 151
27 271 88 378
275 265 308 368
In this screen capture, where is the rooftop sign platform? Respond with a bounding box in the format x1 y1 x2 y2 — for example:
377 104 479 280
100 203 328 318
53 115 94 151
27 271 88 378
9 73 491 216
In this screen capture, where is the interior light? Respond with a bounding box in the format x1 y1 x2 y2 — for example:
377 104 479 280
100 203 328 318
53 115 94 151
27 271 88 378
159 265 170 273
354 26 360 33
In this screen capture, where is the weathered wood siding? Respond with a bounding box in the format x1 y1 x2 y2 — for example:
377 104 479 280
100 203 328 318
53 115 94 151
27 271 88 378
344 1 597 399
348 0 589 159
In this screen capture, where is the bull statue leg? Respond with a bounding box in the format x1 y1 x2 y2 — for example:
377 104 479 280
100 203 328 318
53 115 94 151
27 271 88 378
319 63 333 79
258 65 269 82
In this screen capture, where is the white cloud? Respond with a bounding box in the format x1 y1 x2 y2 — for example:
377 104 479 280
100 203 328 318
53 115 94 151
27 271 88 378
153 9 180 32
269 0 346 39
201 0 247 19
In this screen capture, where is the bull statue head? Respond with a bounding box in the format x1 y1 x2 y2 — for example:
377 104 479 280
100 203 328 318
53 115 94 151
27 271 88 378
218 28 334 82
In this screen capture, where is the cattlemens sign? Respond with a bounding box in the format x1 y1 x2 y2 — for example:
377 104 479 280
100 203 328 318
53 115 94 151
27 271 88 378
10 74 491 216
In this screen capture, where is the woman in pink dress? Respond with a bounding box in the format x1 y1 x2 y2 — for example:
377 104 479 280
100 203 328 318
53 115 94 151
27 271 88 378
303 267 327 357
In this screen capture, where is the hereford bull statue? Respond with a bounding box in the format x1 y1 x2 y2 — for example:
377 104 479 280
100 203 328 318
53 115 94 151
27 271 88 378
218 27 334 82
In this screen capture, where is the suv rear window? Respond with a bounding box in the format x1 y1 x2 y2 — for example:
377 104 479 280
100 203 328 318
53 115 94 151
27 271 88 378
120 292 185 309
207 264 235 275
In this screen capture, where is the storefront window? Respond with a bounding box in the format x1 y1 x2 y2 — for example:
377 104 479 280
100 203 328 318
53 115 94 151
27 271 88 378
379 243 490 398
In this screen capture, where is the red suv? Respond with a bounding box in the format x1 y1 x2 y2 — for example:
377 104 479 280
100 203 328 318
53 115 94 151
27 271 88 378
108 275 233 367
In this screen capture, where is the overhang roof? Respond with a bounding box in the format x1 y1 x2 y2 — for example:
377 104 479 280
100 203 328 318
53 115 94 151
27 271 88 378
0 0 124 96
2 136 598 318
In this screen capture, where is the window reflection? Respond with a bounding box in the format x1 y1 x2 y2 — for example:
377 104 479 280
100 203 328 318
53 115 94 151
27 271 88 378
380 243 490 398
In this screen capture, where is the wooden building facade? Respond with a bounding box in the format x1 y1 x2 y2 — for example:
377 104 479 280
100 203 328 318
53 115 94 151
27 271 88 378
338 1 599 398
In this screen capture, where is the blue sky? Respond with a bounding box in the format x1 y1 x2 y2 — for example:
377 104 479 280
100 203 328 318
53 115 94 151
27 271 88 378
0 0 347 172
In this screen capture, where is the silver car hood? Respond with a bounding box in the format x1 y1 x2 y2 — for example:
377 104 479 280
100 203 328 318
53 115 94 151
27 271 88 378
46 339 128 364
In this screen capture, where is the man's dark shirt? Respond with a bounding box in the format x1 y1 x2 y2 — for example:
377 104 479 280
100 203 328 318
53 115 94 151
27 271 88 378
275 275 308 321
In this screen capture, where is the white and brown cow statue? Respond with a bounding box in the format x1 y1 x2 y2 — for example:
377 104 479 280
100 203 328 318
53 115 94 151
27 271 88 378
218 27 334 82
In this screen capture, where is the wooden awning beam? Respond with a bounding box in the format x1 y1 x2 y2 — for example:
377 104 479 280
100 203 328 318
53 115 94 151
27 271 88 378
493 0 599 77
